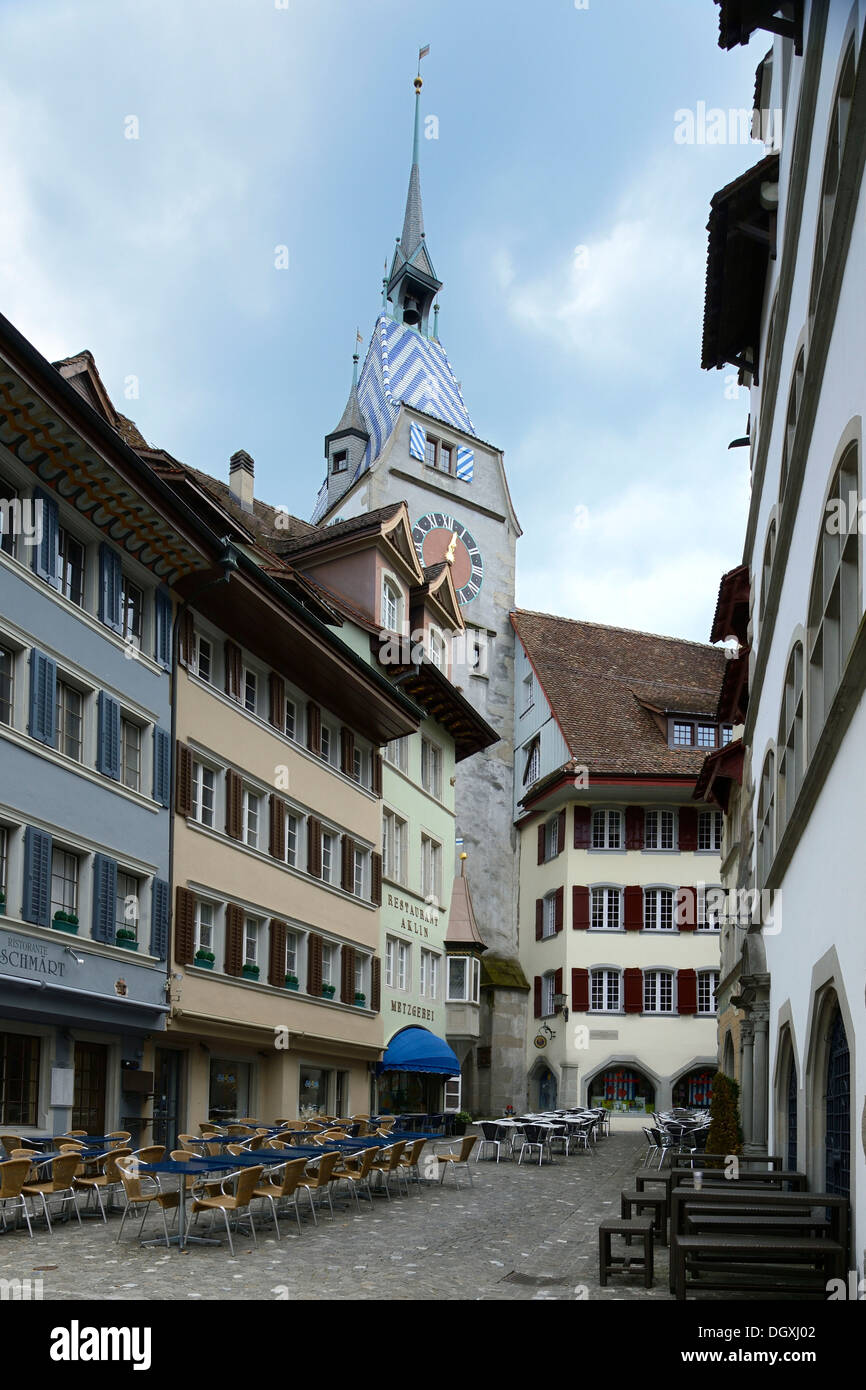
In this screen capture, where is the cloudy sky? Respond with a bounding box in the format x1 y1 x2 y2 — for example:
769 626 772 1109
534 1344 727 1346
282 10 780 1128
1 0 765 642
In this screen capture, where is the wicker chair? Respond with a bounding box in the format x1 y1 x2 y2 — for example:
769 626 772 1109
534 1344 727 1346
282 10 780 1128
370 1141 409 1199
115 1156 173 1247
22 1153 82 1231
252 1156 309 1237
190 1165 264 1256
436 1135 478 1186
333 1146 380 1209
73 1146 132 1222
0 1157 35 1237
297 1150 341 1218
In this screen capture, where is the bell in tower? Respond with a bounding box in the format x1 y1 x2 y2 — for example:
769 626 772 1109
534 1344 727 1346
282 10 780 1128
402 295 422 327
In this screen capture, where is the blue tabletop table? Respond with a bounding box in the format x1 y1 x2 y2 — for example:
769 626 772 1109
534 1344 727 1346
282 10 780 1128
137 1159 226 1250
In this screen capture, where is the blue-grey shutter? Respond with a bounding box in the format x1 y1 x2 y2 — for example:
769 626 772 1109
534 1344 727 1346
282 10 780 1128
150 877 170 959
32 489 59 586
98 543 122 632
28 649 57 746
97 691 121 779
92 853 118 942
154 589 172 669
22 826 53 928
152 726 170 806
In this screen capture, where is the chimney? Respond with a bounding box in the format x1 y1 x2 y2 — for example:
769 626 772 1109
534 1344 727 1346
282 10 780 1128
229 450 254 512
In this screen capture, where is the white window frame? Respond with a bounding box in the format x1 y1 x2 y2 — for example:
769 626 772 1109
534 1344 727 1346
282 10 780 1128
382 577 401 632
243 788 261 849
542 891 557 939
353 847 367 898
421 738 443 799
193 633 213 684
192 761 216 828
50 847 79 918
420 832 442 903
243 917 259 968
643 970 675 1015
384 737 408 772
115 869 141 942
541 971 556 1018
698 886 723 932
56 678 85 763
243 668 258 716
321 830 335 884
697 971 719 1016
697 810 723 852
195 899 214 954
120 716 142 792
644 808 676 851
644 887 675 932
591 809 622 850
385 937 396 989
590 886 621 931
590 969 621 1013
397 941 410 992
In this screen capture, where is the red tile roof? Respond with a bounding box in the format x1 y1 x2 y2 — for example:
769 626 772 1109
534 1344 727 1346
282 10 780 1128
512 609 727 778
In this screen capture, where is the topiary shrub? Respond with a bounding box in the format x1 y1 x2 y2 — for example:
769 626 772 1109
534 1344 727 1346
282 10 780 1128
704 1071 743 1168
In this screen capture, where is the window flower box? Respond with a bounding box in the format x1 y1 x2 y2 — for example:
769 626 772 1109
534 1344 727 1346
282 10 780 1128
285 975 299 991
53 910 79 934
354 992 366 1007
242 963 260 981
321 983 336 999
195 950 215 970
115 930 138 951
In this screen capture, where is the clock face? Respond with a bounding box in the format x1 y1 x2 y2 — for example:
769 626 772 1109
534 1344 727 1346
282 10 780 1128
411 512 483 605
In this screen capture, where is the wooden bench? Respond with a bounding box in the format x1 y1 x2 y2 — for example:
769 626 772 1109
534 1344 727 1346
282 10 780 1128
599 1216 654 1288
673 1232 845 1300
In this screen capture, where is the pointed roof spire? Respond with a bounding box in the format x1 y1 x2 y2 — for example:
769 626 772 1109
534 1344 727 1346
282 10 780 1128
400 49 429 258
326 339 368 448
446 855 488 953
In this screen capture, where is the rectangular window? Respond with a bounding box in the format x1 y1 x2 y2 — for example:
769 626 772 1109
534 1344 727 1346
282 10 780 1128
321 944 334 988
50 848 79 917
591 809 621 849
421 738 443 799
194 635 212 684
698 886 723 932
523 672 535 711
115 871 140 940
382 582 400 633
192 762 215 828
644 888 674 931
698 972 719 1015
644 809 675 850
352 747 364 783
121 578 143 648
353 848 366 897
243 670 257 715
383 809 407 885
384 737 408 771
331 450 347 474
591 887 621 930
385 938 396 989
243 790 260 849
419 948 428 997
541 973 556 1017
58 529 85 608
673 722 694 747
354 954 366 995
284 698 296 741
697 724 716 749
545 817 559 859
542 893 557 938
397 942 409 991
447 956 467 1002
195 901 214 953
121 718 141 792
424 437 438 469
320 726 331 763
525 741 540 785
420 833 442 902
243 917 259 967
698 810 723 852
285 812 298 868
285 931 298 977
321 831 335 883
0 645 13 725
429 952 439 1000
721 725 733 746
0 1031 41 1126
56 681 84 762
644 971 674 1013
439 444 453 474
590 969 620 1012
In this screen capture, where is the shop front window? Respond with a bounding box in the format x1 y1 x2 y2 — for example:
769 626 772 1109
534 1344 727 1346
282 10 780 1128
209 1057 252 1123
299 1065 329 1116
589 1066 656 1115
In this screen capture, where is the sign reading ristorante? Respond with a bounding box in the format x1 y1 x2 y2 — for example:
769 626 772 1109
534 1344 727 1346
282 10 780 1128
0 930 67 979
384 890 441 940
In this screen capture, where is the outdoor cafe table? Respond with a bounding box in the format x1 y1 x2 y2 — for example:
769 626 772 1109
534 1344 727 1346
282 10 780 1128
669 1166 808 1190
136 1155 284 1251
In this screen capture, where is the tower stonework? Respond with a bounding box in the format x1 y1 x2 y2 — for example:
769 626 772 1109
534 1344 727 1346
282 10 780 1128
311 71 528 1112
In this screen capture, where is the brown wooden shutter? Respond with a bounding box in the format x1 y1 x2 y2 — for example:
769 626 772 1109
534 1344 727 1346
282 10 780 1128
624 967 643 1013
572 967 589 1012
179 610 195 667
225 769 243 840
677 967 698 1014
572 885 590 929
371 851 382 905
537 823 546 864
678 886 697 930
625 806 644 850
554 885 564 933
268 672 285 729
176 742 193 817
224 903 244 976
535 898 544 940
573 806 592 849
554 966 563 999
174 887 195 965
269 918 287 986
341 945 356 1003
307 933 323 995
340 727 355 777
341 835 355 892
372 751 383 797
678 807 698 851
307 817 322 877
533 975 542 1018
370 957 381 1011
224 641 242 701
556 808 566 854
269 794 286 858
624 884 643 930
306 701 321 754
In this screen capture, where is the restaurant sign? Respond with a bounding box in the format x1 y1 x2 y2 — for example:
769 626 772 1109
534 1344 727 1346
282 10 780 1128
383 890 441 941
0 930 68 980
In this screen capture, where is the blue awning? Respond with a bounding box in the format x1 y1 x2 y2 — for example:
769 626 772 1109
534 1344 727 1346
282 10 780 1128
377 1027 460 1076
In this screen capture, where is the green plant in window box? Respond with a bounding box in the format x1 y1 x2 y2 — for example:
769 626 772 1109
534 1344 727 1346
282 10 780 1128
285 974 299 990
241 963 260 981
354 991 366 1007
115 928 138 950
321 983 336 999
53 910 79 934
195 949 215 969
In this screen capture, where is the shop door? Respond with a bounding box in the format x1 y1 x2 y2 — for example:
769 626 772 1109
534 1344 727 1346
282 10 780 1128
538 1066 557 1110
825 1007 850 1197
153 1049 183 1151
72 1042 107 1134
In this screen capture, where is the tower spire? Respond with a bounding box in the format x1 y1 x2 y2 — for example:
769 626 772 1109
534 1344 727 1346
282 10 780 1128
387 47 442 336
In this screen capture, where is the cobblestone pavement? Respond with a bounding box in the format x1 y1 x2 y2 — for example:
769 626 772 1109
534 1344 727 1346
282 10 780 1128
0 1132 679 1301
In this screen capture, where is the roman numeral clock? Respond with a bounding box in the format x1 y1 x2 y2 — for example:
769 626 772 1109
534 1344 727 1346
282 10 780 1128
411 512 483 604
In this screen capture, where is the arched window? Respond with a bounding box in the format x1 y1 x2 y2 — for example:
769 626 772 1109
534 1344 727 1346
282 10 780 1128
779 349 805 502
756 750 775 886
809 42 856 321
825 1005 850 1197
786 1050 798 1172
759 519 777 622
807 445 860 752
777 643 804 837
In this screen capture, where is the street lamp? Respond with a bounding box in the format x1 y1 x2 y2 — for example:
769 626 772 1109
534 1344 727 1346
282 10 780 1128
553 992 569 1022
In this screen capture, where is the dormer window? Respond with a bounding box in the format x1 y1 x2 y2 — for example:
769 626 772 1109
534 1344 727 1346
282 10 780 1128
331 450 347 475
429 629 445 669
382 578 401 632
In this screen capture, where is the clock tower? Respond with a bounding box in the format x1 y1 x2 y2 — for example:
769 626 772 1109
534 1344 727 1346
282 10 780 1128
311 66 526 1113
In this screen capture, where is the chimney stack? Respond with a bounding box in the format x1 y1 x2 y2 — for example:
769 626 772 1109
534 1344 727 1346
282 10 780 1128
229 449 254 512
